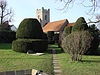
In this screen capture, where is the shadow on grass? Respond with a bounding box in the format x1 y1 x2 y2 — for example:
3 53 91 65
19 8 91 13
56 49 64 54
0 43 12 49
47 48 64 54
82 60 100 63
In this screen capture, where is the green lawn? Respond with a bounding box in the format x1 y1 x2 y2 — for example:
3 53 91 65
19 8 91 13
0 44 100 75
0 43 54 75
52 45 100 75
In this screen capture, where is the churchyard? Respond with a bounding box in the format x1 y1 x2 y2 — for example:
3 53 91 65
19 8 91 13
0 17 100 75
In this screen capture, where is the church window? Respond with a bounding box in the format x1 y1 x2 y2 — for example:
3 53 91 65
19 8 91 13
45 15 47 20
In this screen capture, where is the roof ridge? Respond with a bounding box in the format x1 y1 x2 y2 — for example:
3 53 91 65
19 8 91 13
48 19 68 24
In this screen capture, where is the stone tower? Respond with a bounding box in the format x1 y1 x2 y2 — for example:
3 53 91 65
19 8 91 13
36 7 50 27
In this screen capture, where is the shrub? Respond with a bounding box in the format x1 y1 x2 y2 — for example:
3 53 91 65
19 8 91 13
72 17 88 32
16 18 43 39
62 31 93 61
12 39 48 53
0 30 16 43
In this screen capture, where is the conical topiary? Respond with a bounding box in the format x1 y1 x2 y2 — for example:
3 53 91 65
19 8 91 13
16 18 43 39
72 17 88 32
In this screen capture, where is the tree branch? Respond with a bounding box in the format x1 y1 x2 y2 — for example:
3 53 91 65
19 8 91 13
88 20 100 24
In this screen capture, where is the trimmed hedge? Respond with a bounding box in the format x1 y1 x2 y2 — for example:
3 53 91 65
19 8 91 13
16 18 43 39
12 39 48 53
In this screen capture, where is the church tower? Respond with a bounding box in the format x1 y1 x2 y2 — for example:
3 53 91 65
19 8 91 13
36 7 50 27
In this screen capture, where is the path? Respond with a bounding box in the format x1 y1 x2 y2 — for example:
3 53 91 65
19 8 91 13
52 49 62 75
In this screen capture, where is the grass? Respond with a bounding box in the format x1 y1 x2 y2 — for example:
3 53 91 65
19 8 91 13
0 43 54 75
0 43 12 49
50 44 100 75
0 43 100 75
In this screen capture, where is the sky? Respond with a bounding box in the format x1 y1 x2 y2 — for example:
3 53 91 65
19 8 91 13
7 0 100 29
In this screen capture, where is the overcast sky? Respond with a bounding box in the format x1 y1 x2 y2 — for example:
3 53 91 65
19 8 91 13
7 0 99 28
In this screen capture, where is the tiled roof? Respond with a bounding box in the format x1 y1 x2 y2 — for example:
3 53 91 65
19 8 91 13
43 19 68 32
67 23 75 27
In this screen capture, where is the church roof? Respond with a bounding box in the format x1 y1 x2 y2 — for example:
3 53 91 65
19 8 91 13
43 19 68 32
67 23 75 27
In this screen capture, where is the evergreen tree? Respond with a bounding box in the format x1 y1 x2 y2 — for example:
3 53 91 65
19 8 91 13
87 24 100 54
72 17 88 32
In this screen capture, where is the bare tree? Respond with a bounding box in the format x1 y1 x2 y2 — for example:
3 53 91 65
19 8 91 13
96 14 100 20
87 14 100 24
0 0 13 25
96 14 100 29
58 0 100 14
62 31 93 61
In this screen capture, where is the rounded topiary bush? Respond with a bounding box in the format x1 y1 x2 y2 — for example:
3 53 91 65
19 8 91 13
12 39 48 53
13 18 48 53
16 18 43 39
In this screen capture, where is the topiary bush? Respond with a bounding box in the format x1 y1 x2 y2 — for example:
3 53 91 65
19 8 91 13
12 18 48 53
12 39 48 53
16 18 43 39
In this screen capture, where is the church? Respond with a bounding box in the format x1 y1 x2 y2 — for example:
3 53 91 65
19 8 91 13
36 7 75 33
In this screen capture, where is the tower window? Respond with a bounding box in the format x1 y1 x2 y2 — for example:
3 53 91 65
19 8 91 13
45 15 47 20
